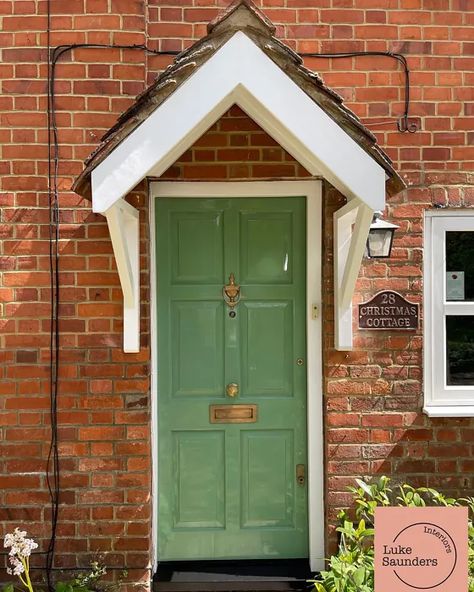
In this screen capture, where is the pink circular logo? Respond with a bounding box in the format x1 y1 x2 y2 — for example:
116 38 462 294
382 522 457 589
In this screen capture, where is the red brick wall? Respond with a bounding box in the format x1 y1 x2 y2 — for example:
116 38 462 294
161 106 311 180
0 0 473 582
0 0 152 586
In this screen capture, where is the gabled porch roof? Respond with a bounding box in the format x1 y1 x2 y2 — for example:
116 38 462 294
73 0 403 210
73 0 405 353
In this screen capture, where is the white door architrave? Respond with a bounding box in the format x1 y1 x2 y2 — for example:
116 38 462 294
149 180 324 572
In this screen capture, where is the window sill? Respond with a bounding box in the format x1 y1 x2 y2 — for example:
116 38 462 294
423 405 474 418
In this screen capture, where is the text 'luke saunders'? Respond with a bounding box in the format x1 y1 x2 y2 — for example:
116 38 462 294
382 526 452 567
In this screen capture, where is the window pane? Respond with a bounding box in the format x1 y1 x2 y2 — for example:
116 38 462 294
446 231 474 301
446 316 474 385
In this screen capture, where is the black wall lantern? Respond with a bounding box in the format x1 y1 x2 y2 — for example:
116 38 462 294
366 211 399 258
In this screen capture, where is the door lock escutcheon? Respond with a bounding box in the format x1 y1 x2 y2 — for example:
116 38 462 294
296 464 305 486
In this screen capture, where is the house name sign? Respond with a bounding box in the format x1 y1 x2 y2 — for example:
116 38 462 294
358 291 419 330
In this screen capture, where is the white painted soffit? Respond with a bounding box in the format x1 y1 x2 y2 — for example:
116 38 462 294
91 31 387 214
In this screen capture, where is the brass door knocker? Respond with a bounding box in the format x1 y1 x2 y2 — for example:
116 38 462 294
223 273 241 309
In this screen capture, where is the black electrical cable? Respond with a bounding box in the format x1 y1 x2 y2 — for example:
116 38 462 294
48 43 180 191
300 50 417 133
45 39 178 590
45 0 60 590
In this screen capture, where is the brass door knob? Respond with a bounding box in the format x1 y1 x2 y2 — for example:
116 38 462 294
226 383 239 398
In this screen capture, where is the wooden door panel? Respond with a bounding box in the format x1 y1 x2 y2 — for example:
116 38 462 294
171 301 224 398
240 211 294 284
172 430 226 529
240 429 294 528
170 210 224 284
240 301 293 397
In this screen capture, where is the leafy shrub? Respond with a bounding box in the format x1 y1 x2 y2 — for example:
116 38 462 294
311 476 474 592
54 561 115 592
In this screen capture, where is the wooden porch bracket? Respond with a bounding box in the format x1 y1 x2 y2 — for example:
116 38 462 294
105 199 140 353
334 199 374 351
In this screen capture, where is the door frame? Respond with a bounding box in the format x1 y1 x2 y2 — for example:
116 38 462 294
149 180 324 572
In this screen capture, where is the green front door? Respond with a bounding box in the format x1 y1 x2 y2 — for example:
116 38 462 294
156 197 308 561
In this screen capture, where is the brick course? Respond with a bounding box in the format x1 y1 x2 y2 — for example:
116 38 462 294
0 0 473 585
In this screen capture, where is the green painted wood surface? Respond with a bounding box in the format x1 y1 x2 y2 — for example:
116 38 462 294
156 197 308 560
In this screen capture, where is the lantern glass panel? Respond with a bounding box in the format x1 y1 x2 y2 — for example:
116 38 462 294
367 228 394 258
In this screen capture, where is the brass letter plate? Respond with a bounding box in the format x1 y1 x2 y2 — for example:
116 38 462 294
209 404 258 424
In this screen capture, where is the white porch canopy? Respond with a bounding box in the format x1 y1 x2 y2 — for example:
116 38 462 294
89 31 389 353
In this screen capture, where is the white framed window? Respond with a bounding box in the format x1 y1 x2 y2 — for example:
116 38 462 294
424 211 474 416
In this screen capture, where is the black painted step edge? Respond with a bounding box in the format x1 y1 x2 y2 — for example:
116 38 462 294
153 580 311 592
154 560 313 582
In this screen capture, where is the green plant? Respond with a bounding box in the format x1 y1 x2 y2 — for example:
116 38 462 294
312 518 374 592
310 476 474 592
2 529 125 592
55 561 127 592
3 528 38 592
55 561 108 592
